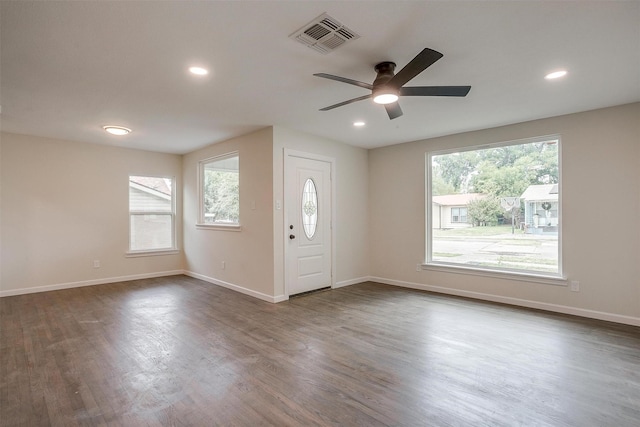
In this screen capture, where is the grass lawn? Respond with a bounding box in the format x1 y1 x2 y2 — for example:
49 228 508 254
433 225 520 237
498 239 539 246
499 255 558 266
433 252 462 257
432 225 559 274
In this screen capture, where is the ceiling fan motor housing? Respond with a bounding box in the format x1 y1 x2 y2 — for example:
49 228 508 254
373 62 396 86
372 62 399 100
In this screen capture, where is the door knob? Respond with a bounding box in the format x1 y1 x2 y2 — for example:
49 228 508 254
289 234 296 240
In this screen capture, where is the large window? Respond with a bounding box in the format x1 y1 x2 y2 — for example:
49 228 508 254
427 136 561 277
129 175 175 252
198 152 239 226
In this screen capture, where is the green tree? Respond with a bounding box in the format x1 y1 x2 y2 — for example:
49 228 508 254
431 168 456 195
470 162 530 197
204 170 239 222
467 197 503 226
468 142 558 197
432 151 480 192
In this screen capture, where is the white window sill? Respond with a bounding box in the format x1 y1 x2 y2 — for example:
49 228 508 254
125 249 180 258
421 262 567 286
196 223 242 232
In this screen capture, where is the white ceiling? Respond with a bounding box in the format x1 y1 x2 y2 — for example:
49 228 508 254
1 1 639 154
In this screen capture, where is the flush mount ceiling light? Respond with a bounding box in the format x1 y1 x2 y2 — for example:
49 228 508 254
353 121 365 127
103 125 131 136
373 91 399 105
545 70 568 80
189 66 209 75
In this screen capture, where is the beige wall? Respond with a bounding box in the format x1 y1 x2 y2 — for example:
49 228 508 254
1 126 368 301
369 103 640 321
0 132 183 295
182 128 275 299
3 105 637 324
182 126 369 300
273 126 370 297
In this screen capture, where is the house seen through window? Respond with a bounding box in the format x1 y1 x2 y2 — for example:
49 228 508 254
427 137 561 276
129 175 175 252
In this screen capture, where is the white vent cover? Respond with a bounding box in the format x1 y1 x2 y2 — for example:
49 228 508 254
290 13 360 54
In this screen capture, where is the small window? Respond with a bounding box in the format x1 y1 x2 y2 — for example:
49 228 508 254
129 175 175 252
198 153 239 226
451 207 468 223
302 178 318 239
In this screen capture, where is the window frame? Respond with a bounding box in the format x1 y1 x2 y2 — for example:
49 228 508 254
425 135 564 283
197 151 241 231
127 174 178 256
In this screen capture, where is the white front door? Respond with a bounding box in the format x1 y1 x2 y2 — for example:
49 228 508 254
285 153 333 296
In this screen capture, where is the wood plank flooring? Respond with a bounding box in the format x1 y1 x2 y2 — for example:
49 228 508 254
1 276 639 426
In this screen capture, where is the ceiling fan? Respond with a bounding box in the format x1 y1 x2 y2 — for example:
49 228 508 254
314 47 471 120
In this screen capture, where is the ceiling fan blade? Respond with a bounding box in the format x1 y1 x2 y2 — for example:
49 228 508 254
384 102 403 120
313 73 373 90
400 86 471 97
388 48 443 88
319 94 372 111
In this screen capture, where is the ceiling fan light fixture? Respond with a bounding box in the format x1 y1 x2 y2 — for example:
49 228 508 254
373 91 399 105
103 125 131 136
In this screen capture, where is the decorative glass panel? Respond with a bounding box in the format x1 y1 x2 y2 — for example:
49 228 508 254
302 178 318 239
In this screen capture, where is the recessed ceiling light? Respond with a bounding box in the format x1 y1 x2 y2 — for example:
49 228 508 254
189 66 209 76
545 70 567 80
103 125 131 136
353 121 365 127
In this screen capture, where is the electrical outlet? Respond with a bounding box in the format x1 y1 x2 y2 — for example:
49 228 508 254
275 200 282 210
93 260 100 268
570 280 580 292
221 261 226 270
416 263 422 272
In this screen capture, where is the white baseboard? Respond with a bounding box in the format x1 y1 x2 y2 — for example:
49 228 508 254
0 270 184 298
4 271 636 327
369 276 640 327
273 294 288 303
335 276 370 289
184 271 281 303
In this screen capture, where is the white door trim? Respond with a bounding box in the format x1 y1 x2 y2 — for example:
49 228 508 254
283 149 336 298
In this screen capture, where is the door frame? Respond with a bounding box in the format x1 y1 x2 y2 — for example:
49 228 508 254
283 149 336 298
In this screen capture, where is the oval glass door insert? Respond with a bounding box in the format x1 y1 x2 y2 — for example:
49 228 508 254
302 178 318 239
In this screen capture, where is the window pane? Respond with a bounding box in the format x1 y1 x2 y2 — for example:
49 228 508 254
129 175 175 252
129 176 173 212
130 214 173 251
202 155 239 224
429 138 560 275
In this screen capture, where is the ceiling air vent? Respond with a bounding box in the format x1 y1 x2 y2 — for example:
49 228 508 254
290 13 360 54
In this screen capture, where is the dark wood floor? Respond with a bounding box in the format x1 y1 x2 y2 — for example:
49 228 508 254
1 276 639 426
